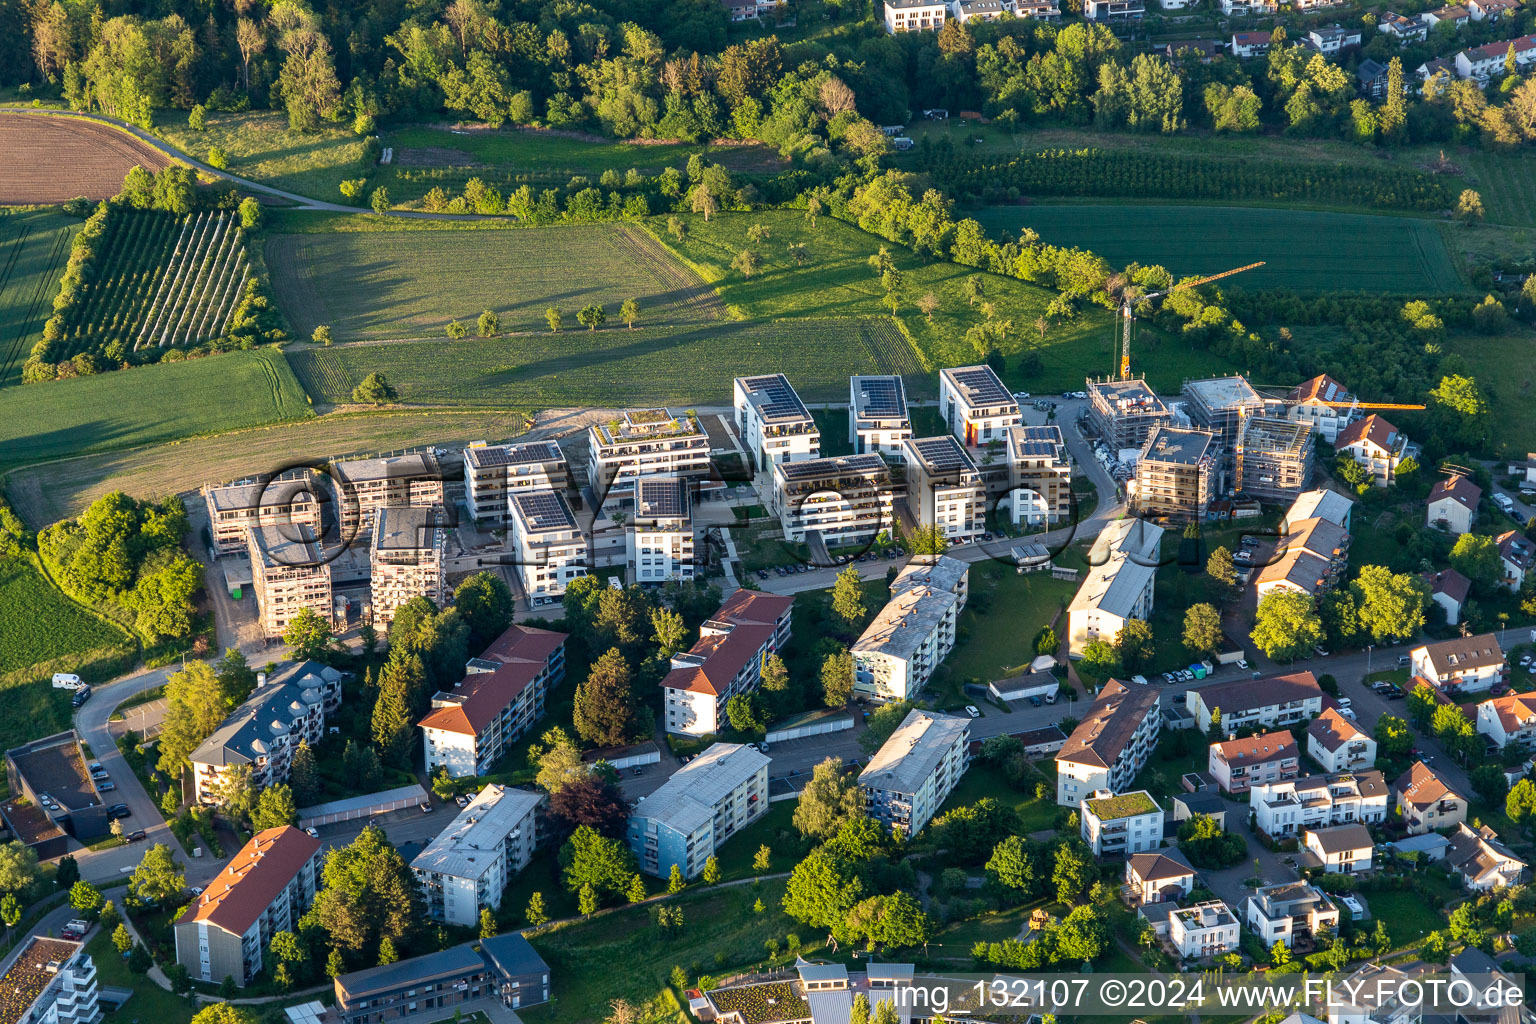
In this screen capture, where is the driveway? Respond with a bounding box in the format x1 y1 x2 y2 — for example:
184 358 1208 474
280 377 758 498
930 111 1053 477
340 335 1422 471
1198 811 1300 910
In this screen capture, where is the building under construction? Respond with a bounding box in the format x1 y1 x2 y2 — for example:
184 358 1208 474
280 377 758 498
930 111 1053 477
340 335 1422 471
1135 426 1216 522
1085 377 1171 453
1235 416 1315 503
1181 375 1267 489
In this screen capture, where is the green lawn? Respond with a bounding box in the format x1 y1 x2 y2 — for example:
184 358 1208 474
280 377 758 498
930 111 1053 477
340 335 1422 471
0 348 312 473
711 801 812 883
153 109 373 202
85 930 196 1024
1449 331 1536 451
937 765 1059 835
1458 150 1536 227
945 560 1078 683
0 209 79 387
930 900 1041 959
974 205 1463 294
1365 888 1449 947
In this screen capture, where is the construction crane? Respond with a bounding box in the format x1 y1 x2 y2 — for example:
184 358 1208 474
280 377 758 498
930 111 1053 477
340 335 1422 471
1256 379 1425 413
1116 262 1266 380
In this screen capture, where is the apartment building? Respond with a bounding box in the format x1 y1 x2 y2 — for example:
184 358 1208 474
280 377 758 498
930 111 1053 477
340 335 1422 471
1445 822 1527 890
508 490 587 599
0 938 98 1024
462 441 570 524
1005 425 1072 527
1124 848 1195 904
902 436 985 542
891 554 970 608
771 454 894 545
1235 415 1314 503
1469 0 1520 19
1086 378 1171 453
1304 823 1374 873
420 624 567 778
587 410 712 511
174 826 323 986
628 743 770 878
1410 633 1507 696
333 934 550 1024
1066 517 1164 657
1456 34 1536 79
189 664 340 804
939 365 1020 447
1249 770 1388 838
1080 789 1163 857
1085 0 1145 17
1283 488 1354 533
1135 426 1216 521
1055 678 1160 806
247 523 332 639
1182 375 1266 485
1308 708 1377 772
1427 476 1482 535
1256 516 1350 600
733 374 820 473
1186 671 1324 733
884 0 948 30
1336 415 1412 486
369 505 447 631
1244 881 1341 947
849 375 912 459
1282 375 1356 443
859 709 970 837
851 581 961 702
412 785 543 926
1393 761 1467 835
952 0 1005 20
627 475 694 585
332 451 446 539
203 471 322 556
660 590 793 735
1475 692 1536 751
1169 901 1240 960
1208 729 1299 794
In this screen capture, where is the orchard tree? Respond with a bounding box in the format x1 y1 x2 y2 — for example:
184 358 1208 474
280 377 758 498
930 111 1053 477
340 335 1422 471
577 304 606 330
620 298 639 329
476 309 500 337
350 371 398 405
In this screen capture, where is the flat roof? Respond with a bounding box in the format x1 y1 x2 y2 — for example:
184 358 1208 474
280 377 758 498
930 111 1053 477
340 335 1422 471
859 709 969 794
333 450 441 484
851 375 909 422
1240 415 1313 457
1007 424 1066 459
904 435 978 475
511 489 578 533
0 938 83 1024
777 453 890 483
464 440 566 469
1183 375 1263 412
1084 789 1160 820
737 374 813 423
249 522 323 568
1089 378 1168 415
372 505 446 552
1142 426 1215 466
591 410 706 447
205 471 320 512
941 365 1017 411
7 731 95 811
635 475 691 522
411 785 542 880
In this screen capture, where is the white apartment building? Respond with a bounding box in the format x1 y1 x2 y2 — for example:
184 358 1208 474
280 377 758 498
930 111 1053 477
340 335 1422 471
1186 671 1324 733
627 475 694 585
772 454 894 545
587 410 712 511
1335 415 1412 487
1307 708 1377 773
1066 517 1164 657
891 554 970 608
939 365 1020 448
1005 425 1072 527
1079 789 1163 857
202 471 322 557
1168 901 1240 960
508 490 587 599
462 440 570 524
0 938 99 1024
1304 823 1374 873
628 743 770 878
733 374 820 473
859 709 970 837
188 662 342 804
174 826 323 986
902 436 985 542
849 375 912 460
369 505 448 631
247 523 333 639
884 0 948 31
1282 375 1355 443
332 451 446 539
1410 633 1507 696
660 590 793 735
1245 882 1341 948
1456 33 1536 79
1476 692 1536 751
1249 770 1388 839
412 785 543 926
1055 679 1160 806
420 625 567 778
852 582 961 702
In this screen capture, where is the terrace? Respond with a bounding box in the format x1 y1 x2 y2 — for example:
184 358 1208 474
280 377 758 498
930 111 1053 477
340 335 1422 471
1086 791 1159 819
0 938 84 1024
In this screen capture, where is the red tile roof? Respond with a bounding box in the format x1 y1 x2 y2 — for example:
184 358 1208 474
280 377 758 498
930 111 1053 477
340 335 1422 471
1336 414 1402 454
1479 692 1536 735
660 590 792 697
1284 374 1351 406
1307 707 1368 753
1423 568 1471 605
418 625 567 736
175 826 319 936
1428 475 1482 510
1393 760 1464 809
1212 729 1297 766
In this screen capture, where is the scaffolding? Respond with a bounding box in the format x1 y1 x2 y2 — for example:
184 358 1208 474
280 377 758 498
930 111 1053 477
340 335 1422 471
1086 376 1171 453
1235 416 1315 504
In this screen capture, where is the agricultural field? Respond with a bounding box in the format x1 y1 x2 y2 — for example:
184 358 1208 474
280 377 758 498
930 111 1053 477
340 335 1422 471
1458 151 1536 227
267 223 723 339
5 409 531 529
285 317 922 408
0 347 311 474
374 125 783 205
974 205 1464 294
0 209 78 386
0 112 171 203
153 109 372 203
60 208 249 356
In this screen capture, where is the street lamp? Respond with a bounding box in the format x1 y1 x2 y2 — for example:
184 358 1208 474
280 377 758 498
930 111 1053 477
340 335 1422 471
1365 644 1373 682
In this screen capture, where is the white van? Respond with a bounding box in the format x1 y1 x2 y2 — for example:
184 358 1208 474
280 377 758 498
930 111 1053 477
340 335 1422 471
51 673 83 690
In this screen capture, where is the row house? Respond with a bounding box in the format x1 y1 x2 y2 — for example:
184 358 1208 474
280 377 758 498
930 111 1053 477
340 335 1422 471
1249 769 1388 839
1456 34 1536 80
1256 516 1350 601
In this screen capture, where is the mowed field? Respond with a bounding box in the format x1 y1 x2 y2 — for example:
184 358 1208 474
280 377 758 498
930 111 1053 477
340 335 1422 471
1450 331 1536 450
286 318 924 408
0 112 172 203
0 348 312 473
267 223 724 339
1458 151 1536 228
0 209 79 386
974 205 1464 293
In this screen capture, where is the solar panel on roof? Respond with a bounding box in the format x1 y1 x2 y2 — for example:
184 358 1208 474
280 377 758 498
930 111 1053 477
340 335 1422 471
471 442 562 467
854 376 907 419
910 436 971 471
947 366 1014 407
780 454 887 480
740 374 810 422
637 478 687 517
514 491 576 531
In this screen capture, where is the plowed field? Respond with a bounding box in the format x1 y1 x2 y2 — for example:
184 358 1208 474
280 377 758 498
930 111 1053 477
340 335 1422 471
0 113 172 203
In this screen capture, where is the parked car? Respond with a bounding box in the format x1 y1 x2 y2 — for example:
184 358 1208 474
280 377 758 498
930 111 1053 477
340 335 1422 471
108 803 130 819
126 830 146 843
70 687 91 708
454 794 470 807
964 705 981 718
306 827 320 839
98 781 115 791
91 770 109 781
1028 696 1043 707
88 762 103 774
1044 693 1058 704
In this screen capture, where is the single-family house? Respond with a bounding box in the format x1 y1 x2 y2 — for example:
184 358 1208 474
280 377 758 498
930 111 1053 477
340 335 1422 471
1445 822 1526 889
1231 30 1273 56
1208 730 1299 795
1357 59 1391 98
1307 708 1377 773
1124 848 1196 904
1423 568 1471 626
1307 24 1362 53
1476 692 1536 751
1245 882 1341 947
1379 11 1429 40
1169 901 1241 960
1427 476 1482 535
1469 0 1519 20
1304 823 1375 873
1392 761 1468 835
1421 4 1470 26
1410 633 1507 696
1336 415 1412 486
1497 530 1534 591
